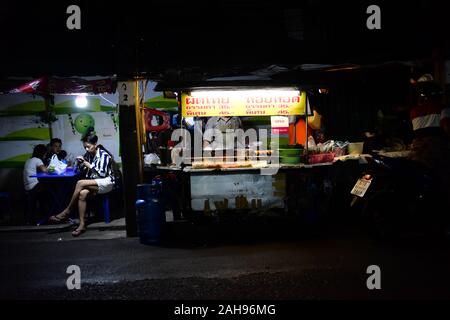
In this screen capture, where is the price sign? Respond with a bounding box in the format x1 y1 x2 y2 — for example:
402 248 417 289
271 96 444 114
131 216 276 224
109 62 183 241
350 178 372 198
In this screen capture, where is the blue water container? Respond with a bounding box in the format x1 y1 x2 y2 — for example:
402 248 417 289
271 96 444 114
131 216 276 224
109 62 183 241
136 182 165 245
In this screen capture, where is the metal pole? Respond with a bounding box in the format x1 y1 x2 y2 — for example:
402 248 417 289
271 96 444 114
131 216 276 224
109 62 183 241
305 93 309 157
134 79 144 183
293 117 296 145
45 95 53 140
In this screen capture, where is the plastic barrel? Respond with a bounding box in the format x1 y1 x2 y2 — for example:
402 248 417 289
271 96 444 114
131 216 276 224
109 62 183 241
136 183 165 245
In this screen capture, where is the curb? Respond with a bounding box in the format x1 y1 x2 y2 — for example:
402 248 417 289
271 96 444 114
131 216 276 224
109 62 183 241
0 221 126 233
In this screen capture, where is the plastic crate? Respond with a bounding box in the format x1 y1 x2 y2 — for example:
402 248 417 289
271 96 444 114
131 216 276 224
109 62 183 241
309 152 335 164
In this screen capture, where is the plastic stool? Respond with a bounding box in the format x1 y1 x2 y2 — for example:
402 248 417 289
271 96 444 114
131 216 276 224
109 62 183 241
0 192 13 219
100 194 110 224
88 193 110 224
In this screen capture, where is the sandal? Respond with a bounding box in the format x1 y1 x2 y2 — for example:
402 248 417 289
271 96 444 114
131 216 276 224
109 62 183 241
72 228 86 237
48 214 69 224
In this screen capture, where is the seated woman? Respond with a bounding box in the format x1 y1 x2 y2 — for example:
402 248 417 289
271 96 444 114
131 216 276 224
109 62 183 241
49 127 115 236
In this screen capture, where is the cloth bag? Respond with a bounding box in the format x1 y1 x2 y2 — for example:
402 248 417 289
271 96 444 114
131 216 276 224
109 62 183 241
48 154 67 174
307 110 322 130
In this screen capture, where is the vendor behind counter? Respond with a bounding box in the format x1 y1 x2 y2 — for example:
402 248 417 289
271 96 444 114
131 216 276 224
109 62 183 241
202 116 244 149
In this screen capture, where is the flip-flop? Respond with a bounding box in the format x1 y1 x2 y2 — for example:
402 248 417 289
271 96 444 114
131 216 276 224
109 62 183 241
71 228 86 237
48 215 66 224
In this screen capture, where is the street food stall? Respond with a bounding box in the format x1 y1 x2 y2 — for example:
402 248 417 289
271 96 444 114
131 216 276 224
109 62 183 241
141 84 375 222
177 88 305 215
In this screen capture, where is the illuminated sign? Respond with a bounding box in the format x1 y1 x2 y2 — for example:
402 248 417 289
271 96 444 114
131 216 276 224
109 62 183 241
181 90 306 117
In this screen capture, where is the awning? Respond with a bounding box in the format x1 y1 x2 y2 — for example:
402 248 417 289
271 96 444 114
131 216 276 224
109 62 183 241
0 76 117 95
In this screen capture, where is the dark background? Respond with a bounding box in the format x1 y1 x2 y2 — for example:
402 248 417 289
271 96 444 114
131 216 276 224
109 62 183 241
0 0 447 77
1 0 446 141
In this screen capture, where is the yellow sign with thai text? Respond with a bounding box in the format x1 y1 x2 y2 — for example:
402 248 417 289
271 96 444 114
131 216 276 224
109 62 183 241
181 90 306 117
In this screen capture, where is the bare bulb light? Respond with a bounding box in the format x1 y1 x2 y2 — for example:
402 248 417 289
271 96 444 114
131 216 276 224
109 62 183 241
75 95 88 108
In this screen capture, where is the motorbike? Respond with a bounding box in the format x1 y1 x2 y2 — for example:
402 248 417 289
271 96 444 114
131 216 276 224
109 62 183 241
350 154 449 240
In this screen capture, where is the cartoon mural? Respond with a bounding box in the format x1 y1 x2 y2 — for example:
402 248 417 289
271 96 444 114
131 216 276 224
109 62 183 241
52 111 120 161
0 81 169 168
0 94 51 167
0 93 121 167
73 113 96 135
0 115 50 141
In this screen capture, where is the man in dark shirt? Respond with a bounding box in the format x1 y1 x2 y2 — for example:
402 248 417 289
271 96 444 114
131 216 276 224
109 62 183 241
43 138 69 166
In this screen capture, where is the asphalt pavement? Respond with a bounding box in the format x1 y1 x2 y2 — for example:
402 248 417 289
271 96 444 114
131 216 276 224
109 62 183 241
1 219 450 300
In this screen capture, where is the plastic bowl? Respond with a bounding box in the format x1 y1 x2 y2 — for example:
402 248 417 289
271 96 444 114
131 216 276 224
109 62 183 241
279 148 302 157
280 156 302 164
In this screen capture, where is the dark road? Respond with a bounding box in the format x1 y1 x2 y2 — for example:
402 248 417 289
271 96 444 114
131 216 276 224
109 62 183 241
1 222 450 300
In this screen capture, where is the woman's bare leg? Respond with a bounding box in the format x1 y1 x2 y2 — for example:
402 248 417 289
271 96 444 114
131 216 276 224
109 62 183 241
56 180 98 219
76 185 99 230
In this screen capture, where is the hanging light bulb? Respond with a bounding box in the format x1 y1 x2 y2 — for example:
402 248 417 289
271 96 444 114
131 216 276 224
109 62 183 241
75 94 88 108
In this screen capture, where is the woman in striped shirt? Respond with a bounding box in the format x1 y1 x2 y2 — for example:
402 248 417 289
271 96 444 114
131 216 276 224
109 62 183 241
49 127 115 236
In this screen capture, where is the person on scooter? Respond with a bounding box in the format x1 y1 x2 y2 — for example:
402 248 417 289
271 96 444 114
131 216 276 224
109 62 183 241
441 106 450 140
409 76 450 213
409 76 447 169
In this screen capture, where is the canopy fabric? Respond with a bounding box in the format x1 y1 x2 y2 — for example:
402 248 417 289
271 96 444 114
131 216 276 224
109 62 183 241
144 95 178 111
1 76 116 95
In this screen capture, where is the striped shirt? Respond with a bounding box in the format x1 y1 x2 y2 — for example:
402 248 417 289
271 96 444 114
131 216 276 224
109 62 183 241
410 102 443 131
85 148 115 183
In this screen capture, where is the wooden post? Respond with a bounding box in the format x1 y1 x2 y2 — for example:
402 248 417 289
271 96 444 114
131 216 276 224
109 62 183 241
118 80 143 237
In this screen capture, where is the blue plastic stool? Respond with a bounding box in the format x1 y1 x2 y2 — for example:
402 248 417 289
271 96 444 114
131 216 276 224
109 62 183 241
100 194 111 224
0 192 13 220
87 193 110 224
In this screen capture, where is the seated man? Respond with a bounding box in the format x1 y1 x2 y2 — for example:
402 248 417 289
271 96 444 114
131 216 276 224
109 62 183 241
44 138 73 166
